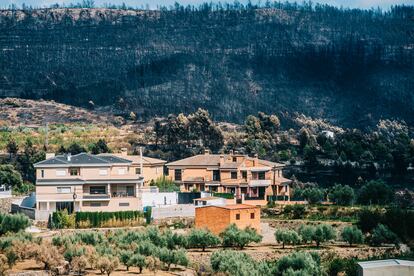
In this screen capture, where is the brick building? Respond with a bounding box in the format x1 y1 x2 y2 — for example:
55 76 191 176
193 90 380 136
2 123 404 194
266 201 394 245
195 204 260 235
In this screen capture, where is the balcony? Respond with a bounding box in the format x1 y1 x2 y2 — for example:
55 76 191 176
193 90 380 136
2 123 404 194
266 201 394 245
82 193 111 200
249 179 271 187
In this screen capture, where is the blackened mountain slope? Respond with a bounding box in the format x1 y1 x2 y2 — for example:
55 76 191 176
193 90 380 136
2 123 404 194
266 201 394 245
0 6 413 128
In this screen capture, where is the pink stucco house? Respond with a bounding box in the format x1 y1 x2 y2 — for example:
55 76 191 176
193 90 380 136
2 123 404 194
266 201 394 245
34 152 165 219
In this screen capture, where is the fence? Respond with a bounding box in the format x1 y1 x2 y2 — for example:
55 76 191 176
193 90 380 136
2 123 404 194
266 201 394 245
177 192 201 204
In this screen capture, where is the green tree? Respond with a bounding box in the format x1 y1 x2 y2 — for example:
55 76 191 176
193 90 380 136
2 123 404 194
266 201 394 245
91 139 110 154
152 176 179 192
274 229 302 249
6 139 18 159
67 142 86 155
302 188 325 204
329 184 355 205
220 224 262 249
274 251 321 275
157 248 188 270
118 250 133 271
298 225 315 244
370 224 399 246
313 224 336 247
187 228 220 251
210 250 266 276
341 226 364 246
358 180 393 205
127 253 146 273
0 165 23 189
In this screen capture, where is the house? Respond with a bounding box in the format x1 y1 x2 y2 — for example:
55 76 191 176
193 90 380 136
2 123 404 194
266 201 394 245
33 152 166 220
193 196 227 207
357 259 414 276
99 148 166 186
166 150 291 204
195 204 260 235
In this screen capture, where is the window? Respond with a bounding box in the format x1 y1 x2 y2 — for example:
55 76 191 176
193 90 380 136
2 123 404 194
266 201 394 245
175 169 182 181
41 170 44 178
70 168 79 176
241 171 247 179
56 170 66 176
99 169 108 176
90 202 101 207
231 171 237 179
126 186 134 196
119 203 130 207
236 214 240 220
118 168 126 175
250 213 255 219
232 157 237 162
57 187 71 193
213 170 220 181
258 171 266 180
90 186 106 194
135 168 141 175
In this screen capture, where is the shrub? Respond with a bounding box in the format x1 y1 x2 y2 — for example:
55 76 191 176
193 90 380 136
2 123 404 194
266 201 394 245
327 258 358 276
210 250 269 276
370 224 399 246
96 256 119 276
341 226 364 246
357 208 383 233
329 184 355 205
274 251 321 275
0 254 8 275
284 204 306 219
34 242 64 270
152 176 179 192
49 210 75 229
75 211 143 228
71 256 89 275
212 193 234 199
64 245 85 263
220 224 262 249
187 228 220 251
274 229 302 249
127 254 146 273
0 213 30 235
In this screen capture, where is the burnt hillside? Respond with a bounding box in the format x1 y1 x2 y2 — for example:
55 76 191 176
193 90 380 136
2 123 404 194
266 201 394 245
0 4 413 128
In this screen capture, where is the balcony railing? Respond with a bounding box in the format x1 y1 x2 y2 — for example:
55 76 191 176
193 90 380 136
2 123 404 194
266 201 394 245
249 179 271 187
82 194 111 200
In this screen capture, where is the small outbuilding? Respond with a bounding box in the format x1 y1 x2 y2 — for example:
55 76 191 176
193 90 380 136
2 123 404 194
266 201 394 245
195 204 260 235
357 259 414 276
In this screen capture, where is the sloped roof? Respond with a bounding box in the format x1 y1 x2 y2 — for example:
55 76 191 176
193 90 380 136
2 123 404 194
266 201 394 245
199 204 259 210
166 154 284 168
34 152 131 167
99 153 166 165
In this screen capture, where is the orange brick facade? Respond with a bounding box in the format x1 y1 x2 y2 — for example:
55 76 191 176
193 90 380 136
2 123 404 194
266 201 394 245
195 204 261 235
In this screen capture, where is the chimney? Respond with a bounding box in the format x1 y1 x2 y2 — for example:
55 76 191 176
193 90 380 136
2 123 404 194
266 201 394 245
254 153 258 166
67 153 71 162
204 149 210 155
139 147 143 176
229 149 234 155
120 148 128 156
45 153 55 160
219 155 224 165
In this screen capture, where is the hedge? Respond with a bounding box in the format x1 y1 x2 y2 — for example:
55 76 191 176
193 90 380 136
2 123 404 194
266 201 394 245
213 193 234 199
74 211 144 228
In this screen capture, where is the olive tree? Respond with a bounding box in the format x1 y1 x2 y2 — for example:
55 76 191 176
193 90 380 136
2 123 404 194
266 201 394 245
127 254 146 273
274 229 302 249
341 226 364 246
187 229 220 251
220 224 262 249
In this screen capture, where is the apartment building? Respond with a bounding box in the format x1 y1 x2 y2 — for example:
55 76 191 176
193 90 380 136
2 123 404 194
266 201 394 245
166 150 291 203
34 152 165 219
